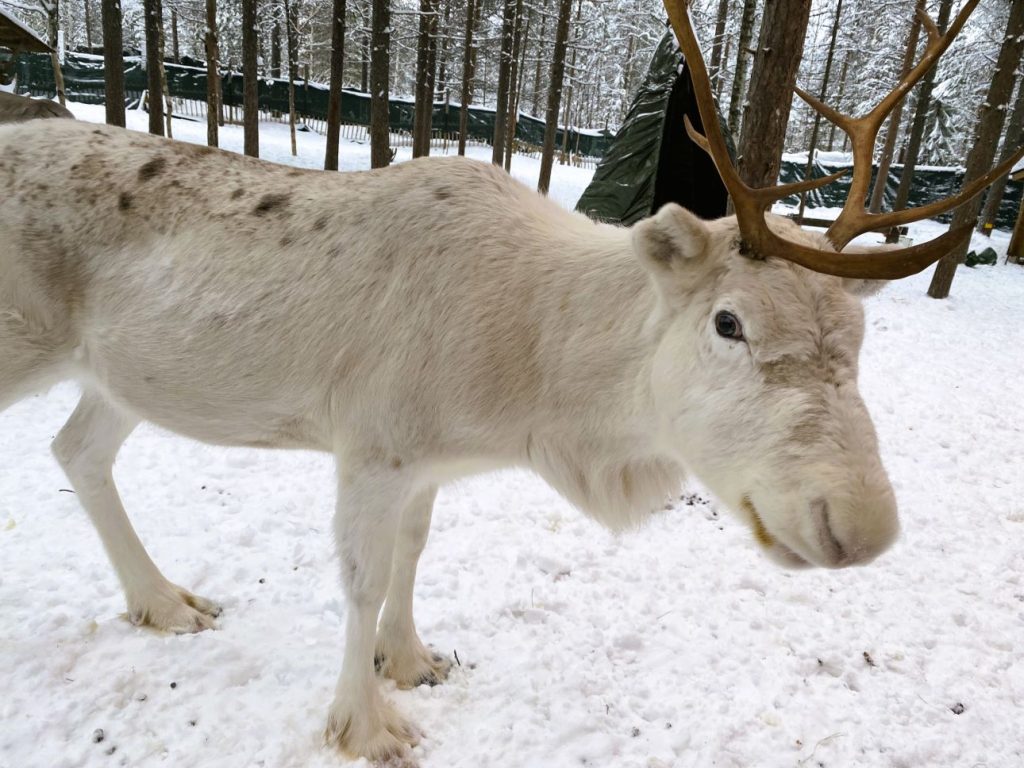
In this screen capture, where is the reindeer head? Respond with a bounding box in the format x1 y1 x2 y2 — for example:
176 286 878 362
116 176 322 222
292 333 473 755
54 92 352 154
633 0 1023 567
635 207 898 568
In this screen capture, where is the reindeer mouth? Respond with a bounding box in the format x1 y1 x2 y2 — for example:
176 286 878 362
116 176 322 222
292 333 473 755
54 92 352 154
741 495 810 569
741 495 774 547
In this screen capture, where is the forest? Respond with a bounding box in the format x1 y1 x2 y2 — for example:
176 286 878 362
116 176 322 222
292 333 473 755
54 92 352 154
5 0 1020 167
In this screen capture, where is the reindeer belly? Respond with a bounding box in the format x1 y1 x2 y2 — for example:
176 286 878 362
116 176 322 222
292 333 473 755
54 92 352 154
73 310 340 451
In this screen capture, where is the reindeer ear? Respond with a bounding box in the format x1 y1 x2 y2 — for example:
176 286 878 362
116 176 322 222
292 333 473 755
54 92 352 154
632 203 710 274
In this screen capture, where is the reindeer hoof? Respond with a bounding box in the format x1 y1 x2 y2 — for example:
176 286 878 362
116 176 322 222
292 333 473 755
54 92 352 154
375 643 453 689
326 696 420 766
127 583 222 634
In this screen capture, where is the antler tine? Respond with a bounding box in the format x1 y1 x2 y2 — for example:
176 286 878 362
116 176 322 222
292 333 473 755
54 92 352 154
916 5 940 43
795 86 851 132
764 169 851 202
867 144 1024 233
683 114 711 152
685 113 850 204
825 0 981 248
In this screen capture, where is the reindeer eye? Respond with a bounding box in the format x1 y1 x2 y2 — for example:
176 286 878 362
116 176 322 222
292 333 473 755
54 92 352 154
715 311 744 340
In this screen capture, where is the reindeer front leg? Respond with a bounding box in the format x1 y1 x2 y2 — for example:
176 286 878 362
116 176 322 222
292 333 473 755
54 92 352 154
375 485 453 688
53 392 221 633
326 459 420 764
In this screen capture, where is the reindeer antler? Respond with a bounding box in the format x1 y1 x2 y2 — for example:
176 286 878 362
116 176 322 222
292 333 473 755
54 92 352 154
663 0 1024 280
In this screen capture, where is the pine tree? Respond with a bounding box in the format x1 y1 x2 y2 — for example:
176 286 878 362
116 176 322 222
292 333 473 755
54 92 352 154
738 0 812 188
537 0 572 193
324 0 347 170
242 0 259 157
102 0 125 127
369 0 391 168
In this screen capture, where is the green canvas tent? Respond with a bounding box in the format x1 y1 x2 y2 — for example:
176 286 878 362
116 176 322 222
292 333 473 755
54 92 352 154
575 29 730 226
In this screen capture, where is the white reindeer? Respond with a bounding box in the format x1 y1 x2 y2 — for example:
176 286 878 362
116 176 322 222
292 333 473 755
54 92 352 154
0 1 1018 762
0 90 74 123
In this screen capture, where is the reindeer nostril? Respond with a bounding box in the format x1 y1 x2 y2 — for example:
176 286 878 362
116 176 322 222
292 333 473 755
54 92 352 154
810 498 846 566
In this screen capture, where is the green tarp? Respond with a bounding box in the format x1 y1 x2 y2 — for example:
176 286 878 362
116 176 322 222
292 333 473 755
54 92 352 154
14 51 615 158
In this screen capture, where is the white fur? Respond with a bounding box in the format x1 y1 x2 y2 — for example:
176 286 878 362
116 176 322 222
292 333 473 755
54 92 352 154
0 121 899 763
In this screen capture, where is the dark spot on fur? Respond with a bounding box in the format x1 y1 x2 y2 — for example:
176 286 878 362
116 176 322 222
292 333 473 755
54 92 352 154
253 193 290 215
92 129 103 135
280 235 293 247
433 187 451 201
313 214 329 231
118 192 132 211
168 179 182 188
231 188 245 199
138 157 167 181
390 457 403 470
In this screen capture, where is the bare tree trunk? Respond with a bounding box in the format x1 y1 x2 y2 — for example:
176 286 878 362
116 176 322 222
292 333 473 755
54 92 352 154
47 2 67 106
868 0 923 214
537 0 572 194
619 0 638 119
558 0 581 165
458 0 477 155
325 0 347 170
1009 203 1024 264
797 0 842 220
242 0 259 156
708 0 729 93
727 0 756 141
361 32 368 91
437 0 451 100
492 0 516 164
285 0 299 157
204 0 219 147
503 0 524 171
531 0 547 116
102 0 125 126
977 79 1024 235
160 36 172 137
890 0 953 222
929 0 1024 299
412 0 435 158
171 7 179 62
84 0 93 49
271 21 282 77
420 0 438 155
369 0 391 168
143 0 164 134
737 0 812 189
826 52 848 151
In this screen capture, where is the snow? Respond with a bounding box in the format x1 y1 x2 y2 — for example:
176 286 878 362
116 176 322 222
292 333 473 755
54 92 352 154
2 104 1024 768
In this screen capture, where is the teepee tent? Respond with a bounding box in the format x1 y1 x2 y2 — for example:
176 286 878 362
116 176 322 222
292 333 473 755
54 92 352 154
575 29 730 226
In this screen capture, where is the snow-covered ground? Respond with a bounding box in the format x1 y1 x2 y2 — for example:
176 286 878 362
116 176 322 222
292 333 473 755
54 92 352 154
2 104 1023 768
